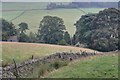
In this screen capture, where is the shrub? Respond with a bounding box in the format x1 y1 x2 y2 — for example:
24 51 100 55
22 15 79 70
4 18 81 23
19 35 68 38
57 39 68 45
38 60 68 77
51 60 68 69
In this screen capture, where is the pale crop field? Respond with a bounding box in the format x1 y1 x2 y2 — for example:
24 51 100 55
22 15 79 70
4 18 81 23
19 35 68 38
1 42 97 66
2 2 104 36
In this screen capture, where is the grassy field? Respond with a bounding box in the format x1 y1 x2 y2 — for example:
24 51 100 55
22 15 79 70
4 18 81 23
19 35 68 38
1 42 96 66
2 2 104 36
45 52 118 78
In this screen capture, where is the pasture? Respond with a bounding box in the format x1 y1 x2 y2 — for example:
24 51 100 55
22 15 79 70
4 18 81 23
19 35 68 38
2 2 104 36
1 3 119 78
1 42 96 66
45 52 118 78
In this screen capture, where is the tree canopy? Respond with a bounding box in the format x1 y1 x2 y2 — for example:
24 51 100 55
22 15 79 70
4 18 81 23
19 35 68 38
18 22 29 33
37 16 67 44
73 8 120 52
1 19 17 41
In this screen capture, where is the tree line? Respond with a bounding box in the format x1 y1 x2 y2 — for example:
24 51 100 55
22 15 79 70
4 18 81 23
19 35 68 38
46 2 118 10
1 16 71 45
1 8 120 52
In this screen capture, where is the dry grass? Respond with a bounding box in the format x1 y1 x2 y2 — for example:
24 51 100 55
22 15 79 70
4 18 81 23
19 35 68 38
1 42 97 66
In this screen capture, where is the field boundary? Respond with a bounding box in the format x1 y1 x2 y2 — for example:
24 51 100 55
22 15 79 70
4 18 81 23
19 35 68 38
2 51 103 78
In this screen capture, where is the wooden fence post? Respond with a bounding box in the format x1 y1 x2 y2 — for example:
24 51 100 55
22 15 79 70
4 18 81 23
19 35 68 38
13 59 19 78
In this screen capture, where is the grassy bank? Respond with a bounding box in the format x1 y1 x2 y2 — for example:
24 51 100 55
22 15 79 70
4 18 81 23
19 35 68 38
45 52 118 78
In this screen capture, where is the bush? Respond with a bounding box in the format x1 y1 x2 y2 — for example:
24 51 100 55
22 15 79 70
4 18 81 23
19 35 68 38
50 60 68 69
57 39 68 45
38 60 68 77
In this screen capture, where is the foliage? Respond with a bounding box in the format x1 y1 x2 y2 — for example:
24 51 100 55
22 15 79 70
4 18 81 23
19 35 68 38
19 33 29 42
74 8 120 52
18 22 30 42
3 3 103 36
18 22 29 33
1 19 36 43
1 18 17 41
37 60 68 77
118 14 120 50
64 31 71 45
50 60 68 69
28 32 37 43
57 39 68 45
37 16 66 44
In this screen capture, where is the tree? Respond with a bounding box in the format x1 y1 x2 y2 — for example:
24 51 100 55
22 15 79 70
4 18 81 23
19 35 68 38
18 22 29 42
64 31 71 45
118 24 120 50
47 3 57 10
18 22 29 33
19 33 29 42
1 19 17 41
57 39 68 45
73 8 120 52
74 13 96 44
29 32 37 43
37 16 66 44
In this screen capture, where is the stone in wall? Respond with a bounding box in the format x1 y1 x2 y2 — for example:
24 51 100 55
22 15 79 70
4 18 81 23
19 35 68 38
2 51 101 78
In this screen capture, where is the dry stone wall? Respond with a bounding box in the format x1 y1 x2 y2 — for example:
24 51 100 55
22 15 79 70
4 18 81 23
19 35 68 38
2 51 103 78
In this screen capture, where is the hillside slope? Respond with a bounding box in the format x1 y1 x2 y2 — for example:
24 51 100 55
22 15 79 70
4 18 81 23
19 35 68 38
2 2 104 36
45 52 118 78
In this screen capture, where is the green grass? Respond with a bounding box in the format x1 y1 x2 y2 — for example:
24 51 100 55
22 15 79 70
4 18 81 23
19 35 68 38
2 42 95 66
25 60 68 78
45 53 118 78
2 2 48 10
2 2 104 36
